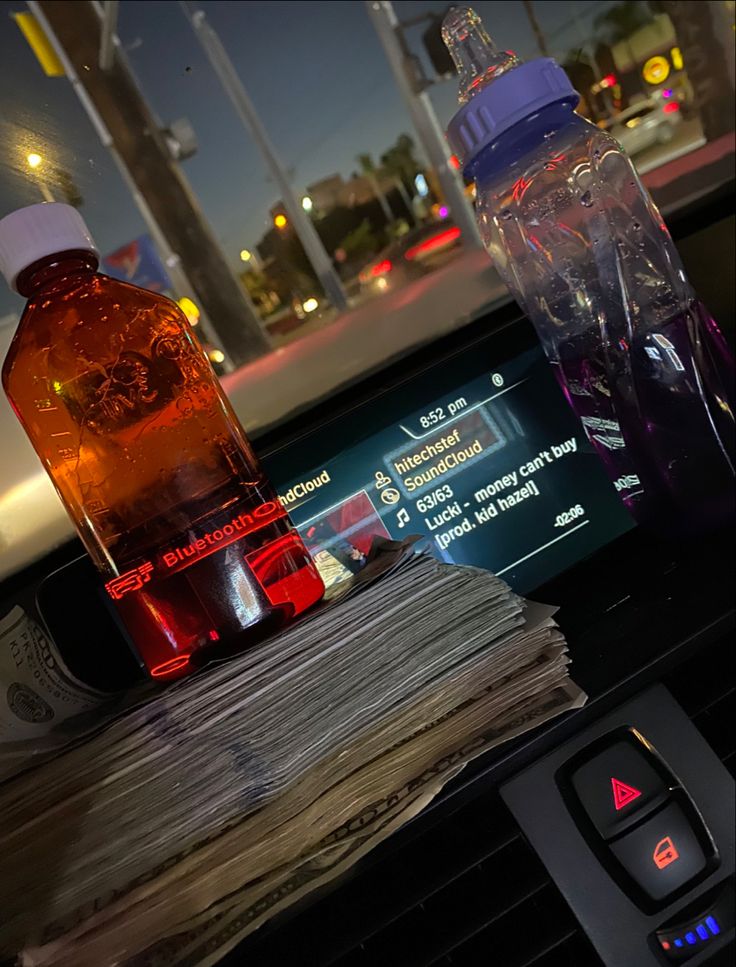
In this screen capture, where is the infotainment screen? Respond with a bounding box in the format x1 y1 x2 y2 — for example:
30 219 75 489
260 319 635 594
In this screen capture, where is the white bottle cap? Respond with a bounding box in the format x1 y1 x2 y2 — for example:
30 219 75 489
0 203 99 293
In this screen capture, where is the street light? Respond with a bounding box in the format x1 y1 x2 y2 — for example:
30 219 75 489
240 249 252 262
177 296 200 325
301 195 313 212
26 151 54 202
274 213 287 229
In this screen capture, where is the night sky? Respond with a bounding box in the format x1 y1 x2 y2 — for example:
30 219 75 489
0 0 611 317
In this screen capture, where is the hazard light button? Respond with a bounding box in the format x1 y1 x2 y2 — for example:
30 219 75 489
571 739 669 840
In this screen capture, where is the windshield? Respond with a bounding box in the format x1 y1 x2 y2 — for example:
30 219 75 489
1 0 734 578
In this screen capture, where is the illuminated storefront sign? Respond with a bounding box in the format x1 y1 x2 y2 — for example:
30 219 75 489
642 55 671 85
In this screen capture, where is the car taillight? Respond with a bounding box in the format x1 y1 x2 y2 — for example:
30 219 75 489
371 259 392 276
663 102 679 114
405 226 461 261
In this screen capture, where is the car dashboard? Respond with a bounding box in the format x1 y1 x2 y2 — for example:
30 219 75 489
0 182 733 967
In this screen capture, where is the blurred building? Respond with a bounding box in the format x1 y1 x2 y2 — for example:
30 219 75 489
661 0 735 140
305 175 344 213
609 13 691 106
291 173 402 218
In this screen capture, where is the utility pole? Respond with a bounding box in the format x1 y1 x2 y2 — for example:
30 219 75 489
391 176 418 226
365 1 482 251
28 4 233 369
182 3 348 313
34 0 270 367
522 1 550 58
358 154 394 225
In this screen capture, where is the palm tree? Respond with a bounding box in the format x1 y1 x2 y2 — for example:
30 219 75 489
380 134 421 189
357 153 393 224
380 135 422 225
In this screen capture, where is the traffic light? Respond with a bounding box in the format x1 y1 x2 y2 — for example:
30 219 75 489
422 11 454 79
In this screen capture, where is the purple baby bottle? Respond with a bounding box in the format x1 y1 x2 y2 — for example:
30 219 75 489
444 7 734 532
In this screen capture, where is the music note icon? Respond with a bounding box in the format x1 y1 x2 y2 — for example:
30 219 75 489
396 508 410 529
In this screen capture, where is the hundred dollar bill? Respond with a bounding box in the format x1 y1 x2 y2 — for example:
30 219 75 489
9 636 571 962
3 548 583 966
1 560 526 950
19 675 583 967
160 682 586 967
134 682 585 967
0 607 109 743
7 623 561 951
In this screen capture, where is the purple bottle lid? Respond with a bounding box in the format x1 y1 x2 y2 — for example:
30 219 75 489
446 58 579 175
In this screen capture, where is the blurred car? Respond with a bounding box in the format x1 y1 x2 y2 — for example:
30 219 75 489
606 98 682 156
291 295 321 320
358 222 462 296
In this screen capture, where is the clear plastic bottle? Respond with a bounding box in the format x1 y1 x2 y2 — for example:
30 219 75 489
0 204 324 680
444 8 734 531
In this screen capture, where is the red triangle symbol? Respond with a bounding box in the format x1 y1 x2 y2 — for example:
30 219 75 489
611 777 642 810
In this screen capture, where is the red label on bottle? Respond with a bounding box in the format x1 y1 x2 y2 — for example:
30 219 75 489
104 500 288 600
160 500 287 570
105 562 154 600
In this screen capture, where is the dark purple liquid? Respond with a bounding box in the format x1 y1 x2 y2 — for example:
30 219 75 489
553 345 647 518
611 301 735 530
554 301 735 531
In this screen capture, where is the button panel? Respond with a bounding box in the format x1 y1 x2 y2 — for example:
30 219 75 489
559 727 717 910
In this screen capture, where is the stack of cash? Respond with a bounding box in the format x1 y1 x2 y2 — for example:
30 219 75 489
0 541 584 967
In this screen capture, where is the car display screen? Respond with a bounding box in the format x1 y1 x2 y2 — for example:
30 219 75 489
261 321 635 594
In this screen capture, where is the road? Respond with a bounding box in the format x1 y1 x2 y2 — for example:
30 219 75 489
269 118 727 355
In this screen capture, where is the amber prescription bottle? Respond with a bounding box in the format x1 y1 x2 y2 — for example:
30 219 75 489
0 204 324 680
